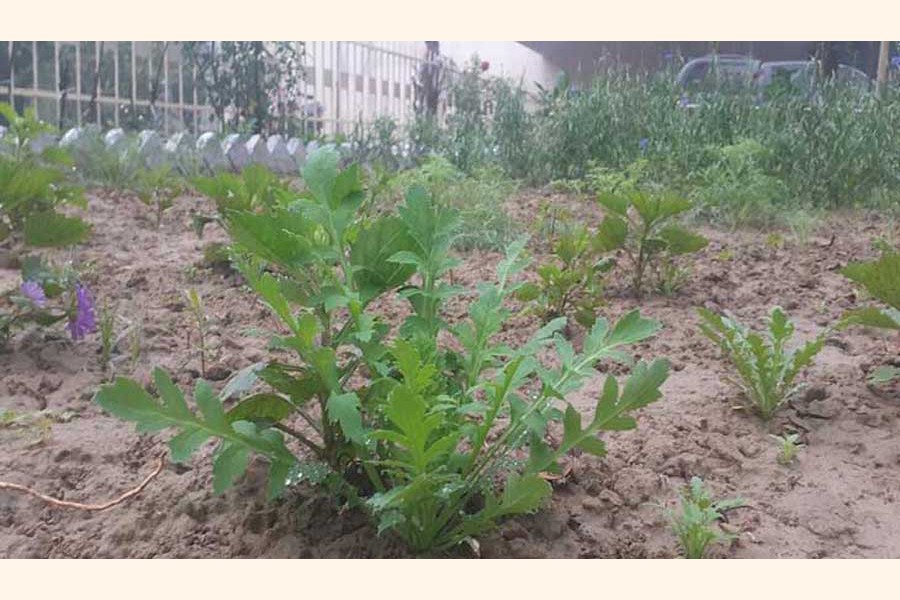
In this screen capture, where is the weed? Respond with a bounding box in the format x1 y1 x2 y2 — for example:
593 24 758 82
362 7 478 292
697 306 826 420
669 477 745 559
770 432 804 465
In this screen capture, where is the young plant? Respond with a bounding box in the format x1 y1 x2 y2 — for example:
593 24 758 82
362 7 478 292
697 306 826 420
0 103 88 248
669 476 745 559
133 166 184 229
839 248 900 384
184 288 208 378
595 189 708 297
94 147 670 554
99 300 116 375
770 432 804 465
191 163 291 237
516 224 613 328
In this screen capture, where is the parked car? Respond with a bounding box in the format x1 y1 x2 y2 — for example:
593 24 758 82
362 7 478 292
754 60 871 103
675 54 762 107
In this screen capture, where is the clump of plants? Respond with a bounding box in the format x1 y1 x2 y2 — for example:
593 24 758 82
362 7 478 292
839 245 900 384
191 163 292 236
668 476 745 559
595 189 708 297
387 157 518 251
95 148 669 554
692 139 791 230
516 223 613 328
0 103 89 249
697 306 826 420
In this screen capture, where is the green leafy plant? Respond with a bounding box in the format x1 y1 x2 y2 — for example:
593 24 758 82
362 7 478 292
669 476 745 559
95 147 670 554
191 163 291 237
516 224 613 328
0 104 88 248
133 166 184 229
770 432 804 465
839 248 900 384
595 189 708 297
697 306 826 420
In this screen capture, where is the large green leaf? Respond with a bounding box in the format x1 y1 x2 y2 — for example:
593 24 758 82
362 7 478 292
842 252 900 311
658 224 708 255
225 209 314 272
594 214 628 252
23 211 90 247
350 216 417 303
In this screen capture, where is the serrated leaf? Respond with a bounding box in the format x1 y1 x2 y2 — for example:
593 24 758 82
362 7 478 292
326 392 365 445
842 252 900 310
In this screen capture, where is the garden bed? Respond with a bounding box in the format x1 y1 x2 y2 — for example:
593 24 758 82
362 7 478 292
0 188 897 558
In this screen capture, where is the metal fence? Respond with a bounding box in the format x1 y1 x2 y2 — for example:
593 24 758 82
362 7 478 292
0 41 436 137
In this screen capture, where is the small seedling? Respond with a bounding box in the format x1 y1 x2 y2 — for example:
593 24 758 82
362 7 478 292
185 288 208 378
99 300 116 375
133 166 184 229
697 306 826 420
770 432 804 465
669 477 745 559
128 318 143 372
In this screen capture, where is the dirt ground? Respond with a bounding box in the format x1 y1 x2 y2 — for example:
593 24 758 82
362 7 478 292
1 188 898 558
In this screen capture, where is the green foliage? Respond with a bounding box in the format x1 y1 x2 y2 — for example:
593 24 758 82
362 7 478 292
691 139 792 229
191 164 292 236
596 189 708 297
516 224 612 328
133 166 184 229
95 147 670 554
697 307 826 420
669 477 745 559
388 157 518 252
839 248 900 384
71 135 143 189
0 104 87 248
770 432 804 465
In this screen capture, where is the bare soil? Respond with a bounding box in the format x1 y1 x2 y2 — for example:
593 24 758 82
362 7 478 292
1 188 897 558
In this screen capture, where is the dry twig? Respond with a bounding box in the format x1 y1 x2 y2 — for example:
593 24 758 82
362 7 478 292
0 454 166 511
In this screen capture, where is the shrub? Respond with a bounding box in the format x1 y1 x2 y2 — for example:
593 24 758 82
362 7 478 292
697 306 825 420
95 148 669 553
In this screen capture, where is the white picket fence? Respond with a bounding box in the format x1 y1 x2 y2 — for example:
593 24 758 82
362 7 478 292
0 41 437 137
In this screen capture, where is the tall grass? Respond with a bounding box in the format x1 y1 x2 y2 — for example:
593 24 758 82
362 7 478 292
441 68 900 212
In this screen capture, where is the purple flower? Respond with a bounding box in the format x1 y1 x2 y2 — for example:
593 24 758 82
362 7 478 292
68 284 97 341
639 138 650 152
20 281 47 308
